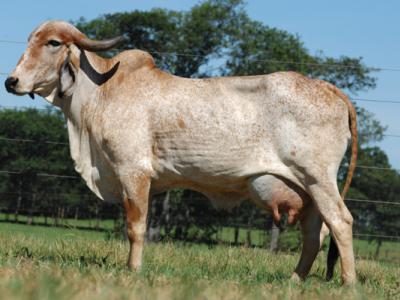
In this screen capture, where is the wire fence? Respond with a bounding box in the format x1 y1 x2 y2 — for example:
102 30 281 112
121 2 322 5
0 183 399 207
0 203 399 242
0 161 399 178
2 40 400 106
0 201 398 264
1 38 400 72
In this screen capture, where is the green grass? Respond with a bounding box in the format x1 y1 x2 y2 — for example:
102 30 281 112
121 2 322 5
0 213 400 263
353 239 400 262
179 225 400 262
2 212 399 261
0 222 106 242
0 223 399 299
0 213 116 230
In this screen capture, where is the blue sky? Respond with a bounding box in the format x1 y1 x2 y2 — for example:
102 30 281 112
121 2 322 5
0 0 398 168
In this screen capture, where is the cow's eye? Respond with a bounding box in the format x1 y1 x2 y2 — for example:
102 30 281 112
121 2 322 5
47 40 61 47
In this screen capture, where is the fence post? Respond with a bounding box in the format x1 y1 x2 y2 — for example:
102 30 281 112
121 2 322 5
162 191 171 236
234 226 239 245
374 238 383 258
44 209 48 225
74 207 79 221
95 206 100 230
148 194 162 242
14 178 22 222
245 208 255 247
61 206 65 226
269 222 280 252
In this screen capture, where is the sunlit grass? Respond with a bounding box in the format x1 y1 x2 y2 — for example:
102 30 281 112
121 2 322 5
0 223 398 299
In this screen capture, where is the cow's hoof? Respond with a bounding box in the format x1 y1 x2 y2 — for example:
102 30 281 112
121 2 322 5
126 263 141 272
342 276 357 286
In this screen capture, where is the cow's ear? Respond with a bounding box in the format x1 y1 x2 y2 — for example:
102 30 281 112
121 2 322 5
59 56 76 98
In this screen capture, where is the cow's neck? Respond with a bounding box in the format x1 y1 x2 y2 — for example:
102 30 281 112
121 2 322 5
60 49 107 125
56 50 108 198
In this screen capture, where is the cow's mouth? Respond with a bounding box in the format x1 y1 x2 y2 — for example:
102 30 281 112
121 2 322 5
32 82 58 98
6 88 35 100
9 90 35 99
7 90 26 97
5 77 35 99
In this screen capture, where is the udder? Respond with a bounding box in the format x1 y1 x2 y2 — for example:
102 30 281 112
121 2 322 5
247 174 311 225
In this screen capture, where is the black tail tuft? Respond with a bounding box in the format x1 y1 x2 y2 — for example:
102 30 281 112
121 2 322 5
326 235 339 281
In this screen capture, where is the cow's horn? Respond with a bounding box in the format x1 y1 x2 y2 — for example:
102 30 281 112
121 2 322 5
75 36 125 52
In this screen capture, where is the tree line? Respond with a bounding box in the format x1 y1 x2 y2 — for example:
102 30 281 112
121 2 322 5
0 0 398 251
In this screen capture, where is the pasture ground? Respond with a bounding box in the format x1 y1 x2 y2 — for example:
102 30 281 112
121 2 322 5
1 213 398 261
0 223 398 300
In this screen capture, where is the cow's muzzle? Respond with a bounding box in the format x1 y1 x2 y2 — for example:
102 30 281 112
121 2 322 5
4 77 19 94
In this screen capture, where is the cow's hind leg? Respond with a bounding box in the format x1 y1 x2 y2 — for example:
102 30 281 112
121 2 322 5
291 204 322 282
307 179 356 284
319 222 330 247
122 174 150 270
248 174 321 281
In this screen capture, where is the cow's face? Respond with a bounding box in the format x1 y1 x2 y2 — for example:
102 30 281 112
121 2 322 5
5 21 82 100
5 20 123 103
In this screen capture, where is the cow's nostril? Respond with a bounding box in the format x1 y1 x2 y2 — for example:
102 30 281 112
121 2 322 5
4 77 19 93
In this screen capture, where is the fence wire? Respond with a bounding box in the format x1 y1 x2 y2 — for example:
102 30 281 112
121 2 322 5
2 38 400 72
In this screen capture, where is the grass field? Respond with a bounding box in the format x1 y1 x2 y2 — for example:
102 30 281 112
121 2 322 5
0 213 116 230
1 212 399 262
0 223 399 299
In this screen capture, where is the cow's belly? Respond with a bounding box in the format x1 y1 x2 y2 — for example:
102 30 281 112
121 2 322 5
153 133 271 179
152 176 250 210
151 133 292 209
151 150 309 214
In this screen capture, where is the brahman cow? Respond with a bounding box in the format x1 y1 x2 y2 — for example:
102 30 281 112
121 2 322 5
5 21 358 284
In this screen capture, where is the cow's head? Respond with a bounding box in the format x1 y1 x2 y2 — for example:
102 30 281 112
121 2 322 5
5 20 123 103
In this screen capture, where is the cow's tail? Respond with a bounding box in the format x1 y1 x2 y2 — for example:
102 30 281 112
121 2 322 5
326 87 358 281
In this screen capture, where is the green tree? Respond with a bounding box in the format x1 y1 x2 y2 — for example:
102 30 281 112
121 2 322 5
345 147 400 255
76 0 245 77
225 18 376 93
0 108 86 223
76 0 377 91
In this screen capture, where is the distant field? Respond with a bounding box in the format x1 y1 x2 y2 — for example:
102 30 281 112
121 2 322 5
1 212 398 262
0 213 116 230
0 222 398 299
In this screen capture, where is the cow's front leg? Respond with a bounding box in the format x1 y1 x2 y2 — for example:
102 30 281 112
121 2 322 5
122 174 150 270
